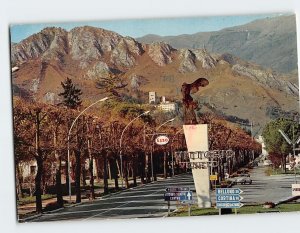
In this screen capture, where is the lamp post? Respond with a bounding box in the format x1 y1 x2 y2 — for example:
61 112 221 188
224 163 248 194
119 111 150 189
151 118 175 182
67 97 109 201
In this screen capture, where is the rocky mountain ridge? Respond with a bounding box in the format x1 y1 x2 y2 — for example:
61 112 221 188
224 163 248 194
137 14 298 74
11 26 299 133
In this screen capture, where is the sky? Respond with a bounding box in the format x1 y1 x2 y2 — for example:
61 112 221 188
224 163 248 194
10 13 284 43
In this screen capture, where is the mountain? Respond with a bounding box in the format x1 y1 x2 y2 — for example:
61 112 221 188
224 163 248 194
137 14 298 74
11 26 299 134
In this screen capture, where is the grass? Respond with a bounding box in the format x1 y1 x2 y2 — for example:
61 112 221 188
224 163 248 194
171 203 300 217
18 194 56 205
265 167 300 176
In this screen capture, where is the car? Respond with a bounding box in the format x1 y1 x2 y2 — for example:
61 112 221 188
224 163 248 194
233 176 252 185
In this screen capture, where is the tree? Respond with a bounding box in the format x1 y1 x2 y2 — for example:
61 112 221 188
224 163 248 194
59 77 82 109
262 118 299 171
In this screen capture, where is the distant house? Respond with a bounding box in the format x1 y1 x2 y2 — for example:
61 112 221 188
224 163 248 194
149 92 156 104
158 102 178 112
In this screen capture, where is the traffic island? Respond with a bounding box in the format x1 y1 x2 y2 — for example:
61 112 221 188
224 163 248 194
169 203 300 217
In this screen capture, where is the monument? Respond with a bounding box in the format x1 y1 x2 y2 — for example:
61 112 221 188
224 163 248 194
181 78 211 208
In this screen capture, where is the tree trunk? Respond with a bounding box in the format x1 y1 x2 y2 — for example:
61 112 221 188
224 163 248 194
163 152 167 179
16 163 24 199
65 161 69 194
55 158 63 208
132 156 137 187
87 138 95 200
75 150 81 203
103 152 109 194
140 153 145 184
35 156 43 213
154 153 157 181
81 166 87 186
145 152 151 183
124 160 129 188
54 129 63 208
34 110 43 214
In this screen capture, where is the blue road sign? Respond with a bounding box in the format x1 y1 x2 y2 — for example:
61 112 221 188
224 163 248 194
216 195 243 202
216 202 244 209
216 188 243 209
164 191 193 201
216 188 243 195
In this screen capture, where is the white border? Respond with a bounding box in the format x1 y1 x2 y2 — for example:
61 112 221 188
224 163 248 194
1 0 300 232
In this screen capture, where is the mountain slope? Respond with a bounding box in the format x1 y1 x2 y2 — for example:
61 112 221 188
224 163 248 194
11 26 299 134
137 14 298 74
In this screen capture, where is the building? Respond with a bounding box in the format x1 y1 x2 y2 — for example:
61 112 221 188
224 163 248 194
158 102 178 112
149 92 156 104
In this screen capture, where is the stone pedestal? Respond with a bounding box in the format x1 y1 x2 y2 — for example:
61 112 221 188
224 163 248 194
183 124 211 208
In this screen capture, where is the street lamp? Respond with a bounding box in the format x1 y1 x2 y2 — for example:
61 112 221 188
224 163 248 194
151 118 175 182
119 110 150 189
67 97 109 201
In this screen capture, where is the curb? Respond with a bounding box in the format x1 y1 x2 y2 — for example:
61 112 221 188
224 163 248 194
275 196 300 206
19 213 42 223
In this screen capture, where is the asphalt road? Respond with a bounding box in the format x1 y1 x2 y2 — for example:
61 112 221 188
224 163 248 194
233 164 298 205
30 164 297 222
30 173 196 222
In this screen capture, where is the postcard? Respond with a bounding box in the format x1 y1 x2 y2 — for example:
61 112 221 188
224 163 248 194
10 13 300 222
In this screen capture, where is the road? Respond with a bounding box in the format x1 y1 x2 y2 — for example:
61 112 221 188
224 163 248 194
30 164 297 222
30 173 196 222
233 164 298 205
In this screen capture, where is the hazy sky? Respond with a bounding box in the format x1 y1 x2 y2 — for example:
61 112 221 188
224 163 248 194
11 13 283 43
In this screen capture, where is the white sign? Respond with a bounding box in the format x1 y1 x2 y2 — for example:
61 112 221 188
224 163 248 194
155 135 169 145
292 184 300 196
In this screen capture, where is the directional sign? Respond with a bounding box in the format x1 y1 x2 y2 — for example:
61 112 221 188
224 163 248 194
164 191 193 201
216 188 243 209
166 187 190 192
216 202 244 209
216 188 243 195
216 195 243 202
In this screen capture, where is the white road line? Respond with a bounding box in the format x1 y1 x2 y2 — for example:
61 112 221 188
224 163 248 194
81 189 163 221
43 205 172 217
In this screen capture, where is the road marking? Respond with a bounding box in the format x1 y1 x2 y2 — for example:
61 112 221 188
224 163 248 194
81 189 163 221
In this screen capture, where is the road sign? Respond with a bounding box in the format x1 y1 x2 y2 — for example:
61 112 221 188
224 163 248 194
166 187 190 192
210 175 218 181
216 195 243 202
155 135 169 145
216 188 243 195
292 184 300 196
216 188 243 209
216 202 244 208
164 191 193 201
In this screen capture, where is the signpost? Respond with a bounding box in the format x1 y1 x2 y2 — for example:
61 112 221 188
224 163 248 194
216 188 244 215
164 187 193 216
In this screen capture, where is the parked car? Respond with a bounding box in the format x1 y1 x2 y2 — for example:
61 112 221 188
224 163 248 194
233 176 252 185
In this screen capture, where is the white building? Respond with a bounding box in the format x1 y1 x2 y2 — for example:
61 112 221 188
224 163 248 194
149 92 156 104
158 102 178 112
